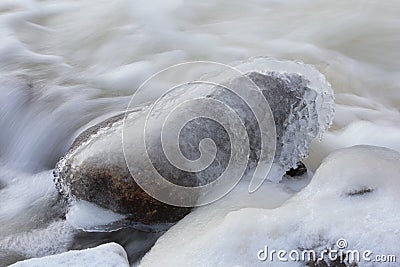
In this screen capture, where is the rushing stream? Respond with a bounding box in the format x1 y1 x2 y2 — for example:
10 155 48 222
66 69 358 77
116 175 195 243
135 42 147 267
0 0 399 266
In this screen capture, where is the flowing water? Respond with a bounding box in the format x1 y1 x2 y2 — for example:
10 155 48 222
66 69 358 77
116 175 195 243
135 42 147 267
0 0 399 266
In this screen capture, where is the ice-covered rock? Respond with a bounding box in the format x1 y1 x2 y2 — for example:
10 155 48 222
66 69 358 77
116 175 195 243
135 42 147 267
139 145 400 267
54 59 334 228
54 110 192 228
234 58 335 179
10 242 129 267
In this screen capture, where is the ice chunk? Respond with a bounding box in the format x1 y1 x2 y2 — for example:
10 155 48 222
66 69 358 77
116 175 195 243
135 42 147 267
234 58 335 179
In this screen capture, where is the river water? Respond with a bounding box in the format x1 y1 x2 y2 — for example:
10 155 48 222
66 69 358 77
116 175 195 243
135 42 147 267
0 0 399 266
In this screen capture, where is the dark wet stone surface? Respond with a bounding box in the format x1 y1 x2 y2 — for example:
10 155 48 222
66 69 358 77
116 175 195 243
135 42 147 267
286 162 307 177
71 228 163 264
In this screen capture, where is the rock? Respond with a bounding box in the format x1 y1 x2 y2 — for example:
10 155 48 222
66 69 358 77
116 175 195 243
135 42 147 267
54 59 334 228
54 109 192 226
285 162 307 177
9 242 129 267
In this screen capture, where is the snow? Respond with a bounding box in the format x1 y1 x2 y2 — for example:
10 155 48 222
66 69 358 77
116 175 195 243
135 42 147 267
139 145 400 266
66 200 126 231
10 243 129 267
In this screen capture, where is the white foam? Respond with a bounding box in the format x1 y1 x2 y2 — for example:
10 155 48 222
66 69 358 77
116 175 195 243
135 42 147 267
0 169 59 238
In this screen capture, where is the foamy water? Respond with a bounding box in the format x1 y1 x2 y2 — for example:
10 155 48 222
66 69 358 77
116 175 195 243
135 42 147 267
0 0 399 265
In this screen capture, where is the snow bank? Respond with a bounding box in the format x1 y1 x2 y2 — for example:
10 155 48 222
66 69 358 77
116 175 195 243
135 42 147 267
10 243 129 267
140 145 400 266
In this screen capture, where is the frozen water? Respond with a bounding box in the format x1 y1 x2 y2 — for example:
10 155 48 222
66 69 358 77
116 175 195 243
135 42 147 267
236 58 335 180
9 243 129 267
0 221 75 261
66 200 126 231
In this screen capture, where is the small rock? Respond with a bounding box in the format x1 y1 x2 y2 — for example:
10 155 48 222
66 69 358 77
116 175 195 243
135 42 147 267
286 162 307 177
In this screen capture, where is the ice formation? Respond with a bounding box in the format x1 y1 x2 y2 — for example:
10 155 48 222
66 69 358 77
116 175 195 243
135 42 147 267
139 145 400 267
10 243 129 267
0 221 75 262
235 58 335 179
66 200 126 231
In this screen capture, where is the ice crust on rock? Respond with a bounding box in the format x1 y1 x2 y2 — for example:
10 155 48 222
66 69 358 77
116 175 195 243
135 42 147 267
139 145 400 267
66 200 126 231
55 108 193 227
10 242 129 267
235 58 335 179
54 58 334 226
